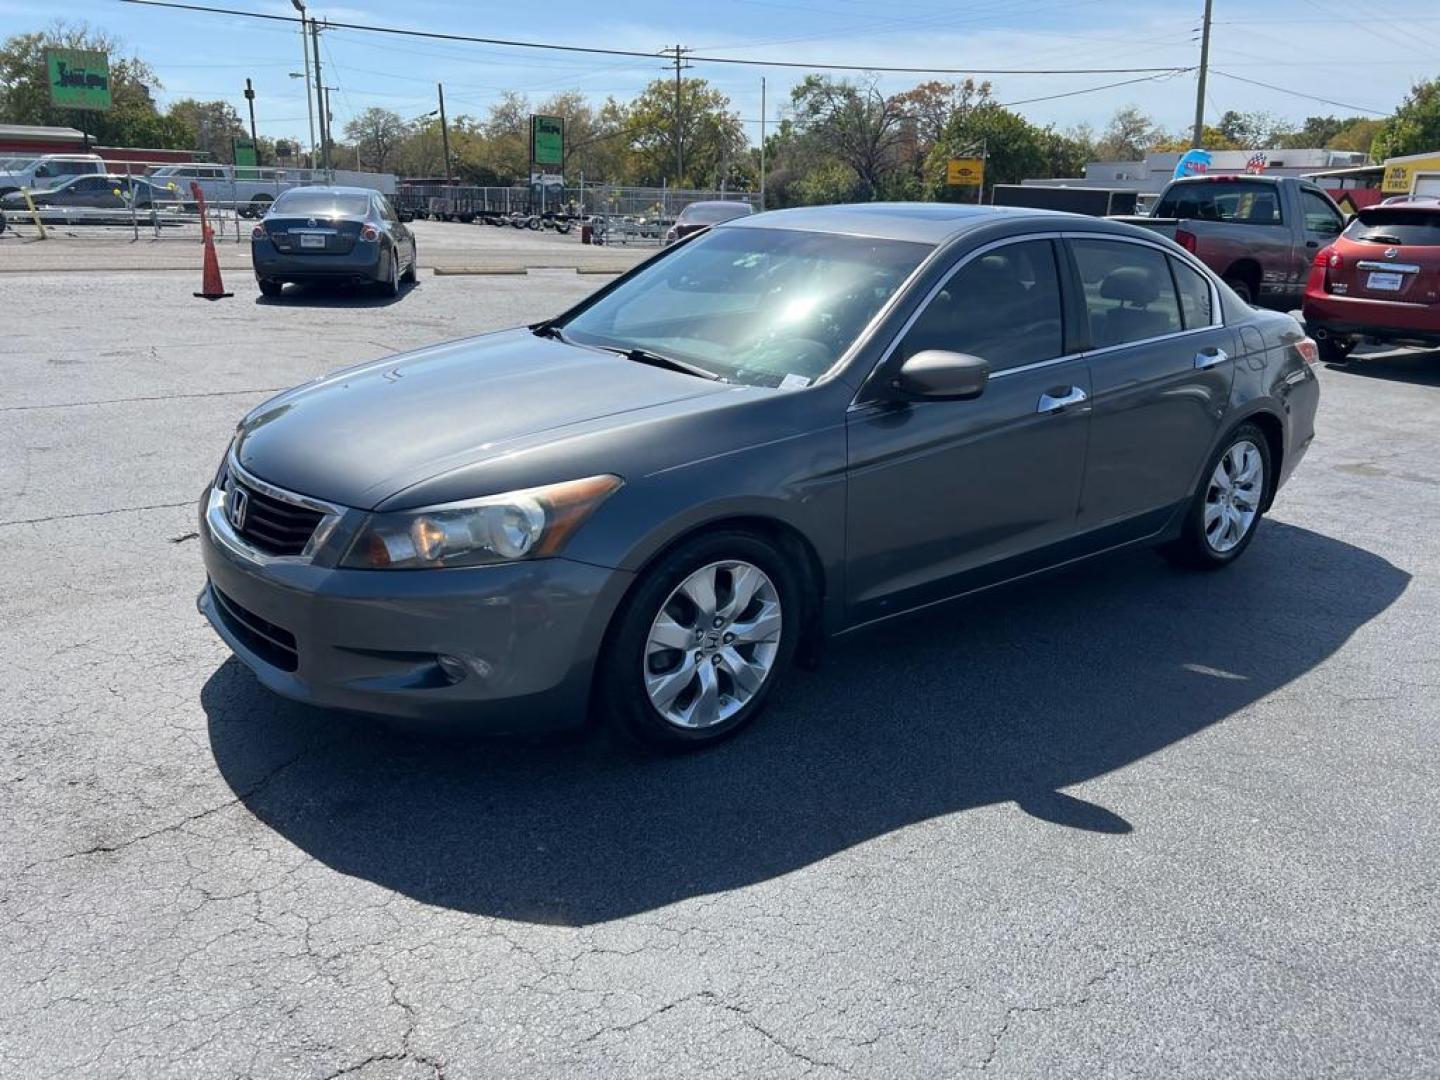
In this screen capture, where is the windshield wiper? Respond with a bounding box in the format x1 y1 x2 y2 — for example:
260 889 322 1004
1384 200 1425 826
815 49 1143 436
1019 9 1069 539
530 320 568 342
592 344 724 381
1360 234 1404 244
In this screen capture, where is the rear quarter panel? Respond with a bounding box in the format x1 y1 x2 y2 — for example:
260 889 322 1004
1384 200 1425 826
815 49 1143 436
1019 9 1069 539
1230 309 1319 492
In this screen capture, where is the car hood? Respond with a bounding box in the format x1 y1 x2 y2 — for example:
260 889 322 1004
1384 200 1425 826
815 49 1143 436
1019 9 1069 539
234 328 734 509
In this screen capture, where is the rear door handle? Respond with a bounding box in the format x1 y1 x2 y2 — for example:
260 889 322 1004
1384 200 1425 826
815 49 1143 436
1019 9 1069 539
1036 386 1087 414
1195 347 1229 370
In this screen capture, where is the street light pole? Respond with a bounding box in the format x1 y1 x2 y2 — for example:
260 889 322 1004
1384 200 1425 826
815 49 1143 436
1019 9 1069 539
290 0 316 170
309 18 330 173
243 77 258 149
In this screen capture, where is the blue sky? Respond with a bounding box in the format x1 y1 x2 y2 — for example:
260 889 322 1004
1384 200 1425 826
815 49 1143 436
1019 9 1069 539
3 0 1437 152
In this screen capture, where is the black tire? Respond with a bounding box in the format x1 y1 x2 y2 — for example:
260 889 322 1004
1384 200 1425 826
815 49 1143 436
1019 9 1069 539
1317 335 1354 363
257 278 282 298
1224 275 1255 306
1161 421 1272 571
381 248 401 297
402 242 418 283
598 531 802 750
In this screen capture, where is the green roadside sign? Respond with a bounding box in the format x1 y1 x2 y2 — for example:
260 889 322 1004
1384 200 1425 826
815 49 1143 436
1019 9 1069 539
234 137 258 179
46 49 112 112
531 115 564 167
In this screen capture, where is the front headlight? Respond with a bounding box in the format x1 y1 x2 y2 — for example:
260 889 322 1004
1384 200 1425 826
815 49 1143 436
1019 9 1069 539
340 474 622 570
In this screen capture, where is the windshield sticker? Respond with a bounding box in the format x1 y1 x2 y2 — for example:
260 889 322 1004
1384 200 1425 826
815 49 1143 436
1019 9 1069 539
779 373 812 390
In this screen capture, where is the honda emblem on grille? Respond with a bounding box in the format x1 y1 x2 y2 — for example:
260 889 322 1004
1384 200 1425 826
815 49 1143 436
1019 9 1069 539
225 485 249 530
1384 247 1399 259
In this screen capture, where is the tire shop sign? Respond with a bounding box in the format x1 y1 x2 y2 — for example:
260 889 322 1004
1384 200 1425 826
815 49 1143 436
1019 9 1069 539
46 49 112 112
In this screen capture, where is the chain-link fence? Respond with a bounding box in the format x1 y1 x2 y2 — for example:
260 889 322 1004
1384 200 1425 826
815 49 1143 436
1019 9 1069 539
0 160 394 244
392 182 757 245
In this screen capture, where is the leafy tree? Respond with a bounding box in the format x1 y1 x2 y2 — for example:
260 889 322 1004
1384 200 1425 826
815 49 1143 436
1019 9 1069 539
619 77 744 187
1214 109 1294 149
927 103 1047 200
789 75 910 199
1371 77 1440 160
343 106 406 172
165 98 247 162
1327 117 1383 153
1093 106 1161 160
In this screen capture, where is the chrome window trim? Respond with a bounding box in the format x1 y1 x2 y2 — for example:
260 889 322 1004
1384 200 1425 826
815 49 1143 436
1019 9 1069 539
850 229 1225 409
205 452 348 567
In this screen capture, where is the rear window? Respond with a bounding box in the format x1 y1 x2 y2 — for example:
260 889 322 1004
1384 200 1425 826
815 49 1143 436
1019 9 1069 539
1345 209 1440 247
1155 181 1283 225
272 191 370 217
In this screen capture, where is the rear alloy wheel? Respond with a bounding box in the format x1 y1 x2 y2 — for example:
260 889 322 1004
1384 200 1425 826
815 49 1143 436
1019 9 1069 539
1162 423 1271 570
601 533 800 749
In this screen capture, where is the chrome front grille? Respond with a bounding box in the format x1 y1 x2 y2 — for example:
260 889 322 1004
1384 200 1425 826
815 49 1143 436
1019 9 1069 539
228 476 325 557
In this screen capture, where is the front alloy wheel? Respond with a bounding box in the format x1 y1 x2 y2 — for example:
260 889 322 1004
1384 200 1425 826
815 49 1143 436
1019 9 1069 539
643 561 783 730
601 532 800 748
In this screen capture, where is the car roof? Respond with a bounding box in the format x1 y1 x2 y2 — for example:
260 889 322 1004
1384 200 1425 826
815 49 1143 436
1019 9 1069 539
277 186 378 197
722 202 1138 245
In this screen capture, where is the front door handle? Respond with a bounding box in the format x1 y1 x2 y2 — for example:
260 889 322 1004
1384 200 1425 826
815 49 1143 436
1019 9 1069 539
1036 386 1088 414
1195 347 1229 370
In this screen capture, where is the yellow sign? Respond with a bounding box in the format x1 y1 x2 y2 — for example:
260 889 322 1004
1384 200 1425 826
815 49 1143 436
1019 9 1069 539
946 158 985 187
1382 153 1440 194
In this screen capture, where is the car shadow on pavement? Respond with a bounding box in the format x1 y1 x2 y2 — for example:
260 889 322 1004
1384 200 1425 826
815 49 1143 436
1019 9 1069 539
202 521 1407 926
254 280 417 308
1325 346 1440 387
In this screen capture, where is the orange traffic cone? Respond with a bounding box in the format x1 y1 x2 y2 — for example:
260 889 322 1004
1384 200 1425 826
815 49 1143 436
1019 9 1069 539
192 183 232 301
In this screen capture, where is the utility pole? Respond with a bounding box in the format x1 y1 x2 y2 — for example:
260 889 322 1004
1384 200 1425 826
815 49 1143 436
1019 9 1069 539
1191 0 1214 148
759 76 766 211
323 87 335 171
290 1 316 169
437 83 451 184
664 44 692 186
309 18 330 172
243 77 258 149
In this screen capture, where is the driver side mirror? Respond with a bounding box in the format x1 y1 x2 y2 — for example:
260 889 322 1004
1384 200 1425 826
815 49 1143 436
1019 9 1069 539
892 350 990 401
34 165 50 177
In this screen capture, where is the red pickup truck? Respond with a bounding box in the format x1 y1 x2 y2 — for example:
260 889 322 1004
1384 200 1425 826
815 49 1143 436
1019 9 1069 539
1114 175 1348 307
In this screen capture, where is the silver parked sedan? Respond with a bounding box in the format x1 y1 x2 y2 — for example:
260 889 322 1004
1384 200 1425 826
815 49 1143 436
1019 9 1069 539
199 203 1320 748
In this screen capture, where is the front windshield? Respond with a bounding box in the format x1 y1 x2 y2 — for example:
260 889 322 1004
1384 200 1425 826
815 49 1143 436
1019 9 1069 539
0 156 36 172
561 226 931 387
680 202 749 224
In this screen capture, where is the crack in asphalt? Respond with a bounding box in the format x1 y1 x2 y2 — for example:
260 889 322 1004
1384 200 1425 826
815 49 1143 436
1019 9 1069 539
0 387 285 413
0 501 194 529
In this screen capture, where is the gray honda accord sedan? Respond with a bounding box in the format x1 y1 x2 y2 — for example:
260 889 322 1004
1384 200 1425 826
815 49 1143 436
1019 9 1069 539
199 203 1320 747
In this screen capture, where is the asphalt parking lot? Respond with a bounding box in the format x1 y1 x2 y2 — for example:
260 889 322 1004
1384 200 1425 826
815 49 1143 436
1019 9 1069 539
2 258 1438 1078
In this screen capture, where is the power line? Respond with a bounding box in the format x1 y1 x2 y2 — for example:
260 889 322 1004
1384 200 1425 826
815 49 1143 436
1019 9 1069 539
116 0 1191 75
1210 71 1390 117
998 70 1192 109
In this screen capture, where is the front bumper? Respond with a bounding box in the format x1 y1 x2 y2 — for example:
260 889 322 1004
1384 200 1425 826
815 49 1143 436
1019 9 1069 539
197 486 632 731
251 240 385 284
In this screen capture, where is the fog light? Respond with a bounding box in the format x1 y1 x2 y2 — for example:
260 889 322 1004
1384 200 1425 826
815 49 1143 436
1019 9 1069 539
436 654 468 684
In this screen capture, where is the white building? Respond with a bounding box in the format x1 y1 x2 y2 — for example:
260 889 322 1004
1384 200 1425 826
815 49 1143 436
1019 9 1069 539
1028 148 1369 197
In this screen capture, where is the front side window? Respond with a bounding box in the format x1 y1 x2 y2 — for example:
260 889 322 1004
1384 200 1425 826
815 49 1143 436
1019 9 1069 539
562 226 931 387
1301 189 1344 236
1072 239 1183 348
1170 257 1214 329
898 239 1064 372
1155 181 1283 225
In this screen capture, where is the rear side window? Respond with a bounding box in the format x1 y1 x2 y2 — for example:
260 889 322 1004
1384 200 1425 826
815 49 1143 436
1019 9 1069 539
1072 239 1183 348
900 239 1064 372
1344 208 1440 247
1155 181 1283 225
1170 257 1214 328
